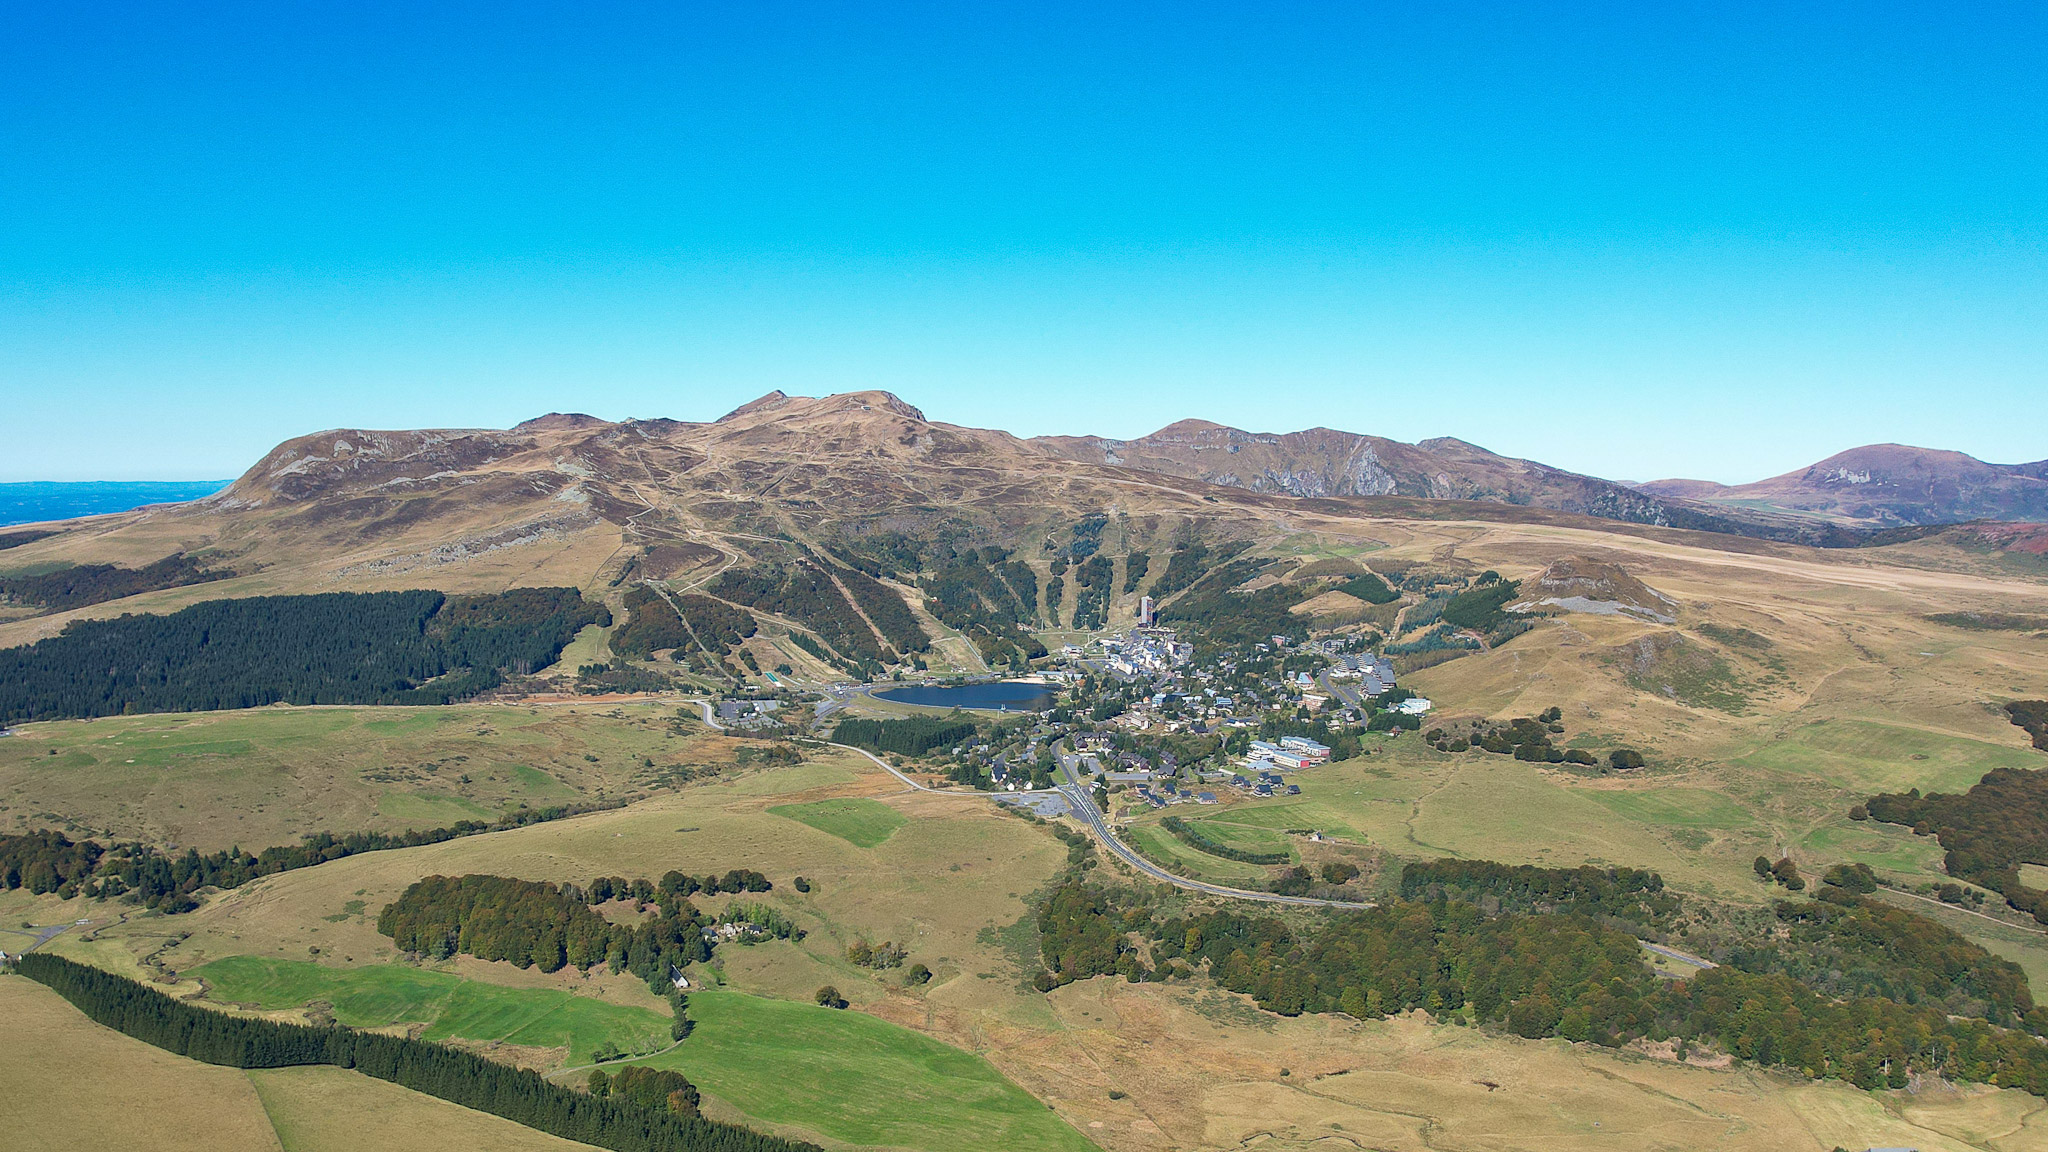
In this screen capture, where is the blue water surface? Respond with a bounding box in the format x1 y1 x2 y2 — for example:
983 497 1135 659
1 481 231 527
874 681 1057 711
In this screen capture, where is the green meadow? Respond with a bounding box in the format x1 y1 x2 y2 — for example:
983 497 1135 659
193 955 672 1065
631 989 1099 1152
767 796 906 848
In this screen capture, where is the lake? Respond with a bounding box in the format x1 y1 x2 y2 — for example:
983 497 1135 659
874 681 1058 711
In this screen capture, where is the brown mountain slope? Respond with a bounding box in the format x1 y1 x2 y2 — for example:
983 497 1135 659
3 392 2031 655
1025 419 1824 540
1640 444 2048 526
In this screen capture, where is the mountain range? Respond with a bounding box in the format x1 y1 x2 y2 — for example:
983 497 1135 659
2 390 2041 632
1638 444 2048 527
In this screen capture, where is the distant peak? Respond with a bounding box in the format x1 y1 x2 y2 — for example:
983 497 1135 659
717 390 793 422
717 389 926 424
513 412 605 432
1146 418 1236 439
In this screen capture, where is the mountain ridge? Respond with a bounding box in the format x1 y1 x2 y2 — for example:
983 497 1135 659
1640 443 2048 526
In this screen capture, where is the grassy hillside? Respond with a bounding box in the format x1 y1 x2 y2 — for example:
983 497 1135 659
628 989 1098 1152
0 702 743 849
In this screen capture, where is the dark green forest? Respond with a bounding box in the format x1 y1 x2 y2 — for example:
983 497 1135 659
1068 555 1113 630
0 587 608 723
1334 572 1399 604
832 715 977 756
0 553 231 612
1866 763 2048 922
12 953 815 1152
710 563 888 664
612 587 759 661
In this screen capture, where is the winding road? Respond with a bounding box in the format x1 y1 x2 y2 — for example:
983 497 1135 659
694 698 1377 910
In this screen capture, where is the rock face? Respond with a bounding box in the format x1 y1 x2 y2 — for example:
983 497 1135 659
1508 556 1678 624
1639 445 2048 526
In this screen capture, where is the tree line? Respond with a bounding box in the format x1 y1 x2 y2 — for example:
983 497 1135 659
0 587 608 723
832 715 977 756
1032 856 2048 1095
11 953 816 1152
0 553 230 612
1864 766 2048 923
711 563 891 665
612 587 759 663
0 801 621 911
1160 816 1290 865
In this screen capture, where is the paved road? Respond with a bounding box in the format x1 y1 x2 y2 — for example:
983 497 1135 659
1640 941 1715 969
1053 756 1378 910
0 919 80 956
698 697 1370 909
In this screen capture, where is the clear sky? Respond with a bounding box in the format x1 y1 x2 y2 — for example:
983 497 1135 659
3 2 2043 483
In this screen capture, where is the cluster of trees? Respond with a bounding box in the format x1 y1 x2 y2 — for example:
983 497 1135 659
13 954 813 1152
589 1066 700 1118
576 662 679 695
379 874 712 984
1147 541 1249 602
832 715 977 756
611 588 758 662
1034 879 1143 988
1161 816 1289 865
711 563 890 665
2009 700 2048 751
1032 855 2048 1095
834 567 929 655
1753 855 1805 890
0 803 619 910
1725 888 2041 1027
1069 555 1114 630
1927 612 2048 634
845 937 908 969
1122 552 1150 594
1426 709 1639 769
0 587 608 723
1439 576 1520 634
1398 859 1679 933
1060 515 1108 560
1864 767 2048 922
0 553 230 612
1159 565 1309 650
1334 572 1399 604
913 547 1045 666
0 528 57 551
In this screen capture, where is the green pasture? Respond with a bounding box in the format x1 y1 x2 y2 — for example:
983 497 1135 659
1730 718 2037 797
631 989 1098 1152
1123 823 1271 886
0 702 723 849
193 955 671 1065
767 797 906 848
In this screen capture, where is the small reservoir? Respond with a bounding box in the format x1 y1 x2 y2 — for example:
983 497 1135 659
873 681 1057 712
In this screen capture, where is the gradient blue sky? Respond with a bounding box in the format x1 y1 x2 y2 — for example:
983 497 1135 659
3 2 2043 482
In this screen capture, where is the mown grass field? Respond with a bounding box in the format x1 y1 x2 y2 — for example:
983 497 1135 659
630 989 1098 1152
0 701 748 849
0 974 284 1152
767 796 906 848
194 955 673 1065
247 1065 604 1152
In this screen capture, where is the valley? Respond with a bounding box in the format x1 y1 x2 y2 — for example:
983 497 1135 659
4 392 2047 1152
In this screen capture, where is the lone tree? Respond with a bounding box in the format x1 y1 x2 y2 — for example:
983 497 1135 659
814 985 847 1009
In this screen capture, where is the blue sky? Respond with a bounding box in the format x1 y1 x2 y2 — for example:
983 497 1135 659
3 2 2043 482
